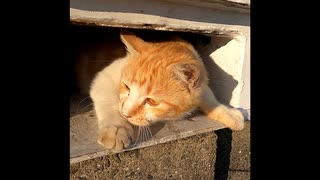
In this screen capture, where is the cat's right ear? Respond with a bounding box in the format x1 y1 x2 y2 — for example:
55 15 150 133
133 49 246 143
169 62 202 91
120 30 146 55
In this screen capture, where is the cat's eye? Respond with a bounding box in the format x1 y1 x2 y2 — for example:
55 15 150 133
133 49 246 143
145 98 159 106
124 83 130 91
123 83 130 96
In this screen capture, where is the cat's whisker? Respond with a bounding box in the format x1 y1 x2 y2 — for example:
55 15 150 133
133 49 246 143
135 125 140 141
141 127 145 142
139 129 143 144
78 103 94 123
136 126 152 143
143 126 147 141
134 126 141 146
76 96 90 115
133 125 137 137
145 127 149 140
140 127 144 143
141 128 144 143
82 103 94 112
78 96 90 105
146 128 151 140
146 126 153 140
71 118 81 136
139 127 142 143
75 96 94 124
142 127 146 142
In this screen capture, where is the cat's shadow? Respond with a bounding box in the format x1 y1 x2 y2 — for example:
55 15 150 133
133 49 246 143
149 121 166 135
214 128 233 180
148 110 201 136
197 36 238 106
196 37 238 180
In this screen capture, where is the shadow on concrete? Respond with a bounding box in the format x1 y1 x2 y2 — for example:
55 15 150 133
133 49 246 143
196 36 239 180
214 128 233 180
150 121 166 136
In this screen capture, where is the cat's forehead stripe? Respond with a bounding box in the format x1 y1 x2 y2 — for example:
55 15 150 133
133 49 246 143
123 84 145 109
126 68 156 95
131 83 148 97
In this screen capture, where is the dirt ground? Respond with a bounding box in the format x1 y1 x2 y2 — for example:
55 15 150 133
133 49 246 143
70 121 250 180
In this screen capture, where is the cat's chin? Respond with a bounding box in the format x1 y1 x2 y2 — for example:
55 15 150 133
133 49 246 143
126 118 151 127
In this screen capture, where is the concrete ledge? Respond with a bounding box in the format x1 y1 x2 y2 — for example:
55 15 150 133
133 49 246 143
70 95 227 164
70 121 250 179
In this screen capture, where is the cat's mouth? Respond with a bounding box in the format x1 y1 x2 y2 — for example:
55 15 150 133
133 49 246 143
128 119 150 127
120 112 150 127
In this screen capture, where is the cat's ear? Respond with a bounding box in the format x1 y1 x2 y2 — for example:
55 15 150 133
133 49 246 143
170 62 201 90
120 30 146 54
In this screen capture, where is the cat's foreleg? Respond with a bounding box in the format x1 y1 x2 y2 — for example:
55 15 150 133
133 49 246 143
90 65 135 151
200 85 244 130
93 101 134 151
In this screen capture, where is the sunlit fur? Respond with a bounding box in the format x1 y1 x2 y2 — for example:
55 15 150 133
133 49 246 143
88 30 244 151
118 32 208 127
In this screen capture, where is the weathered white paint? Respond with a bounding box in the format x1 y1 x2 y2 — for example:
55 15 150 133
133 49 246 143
239 34 250 109
214 36 244 107
70 0 249 35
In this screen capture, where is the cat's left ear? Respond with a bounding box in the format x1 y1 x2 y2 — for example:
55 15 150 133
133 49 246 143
120 30 147 55
170 62 202 90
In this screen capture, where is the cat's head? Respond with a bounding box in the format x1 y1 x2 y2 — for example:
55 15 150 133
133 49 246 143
118 30 208 126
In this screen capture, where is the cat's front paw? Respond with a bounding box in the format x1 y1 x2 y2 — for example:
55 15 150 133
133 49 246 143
228 108 245 130
98 125 134 152
207 105 245 131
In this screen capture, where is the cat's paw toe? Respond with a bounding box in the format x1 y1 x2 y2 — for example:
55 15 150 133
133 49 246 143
114 127 131 151
233 119 244 131
230 108 244 121
230 108 245 131
98 126 132 151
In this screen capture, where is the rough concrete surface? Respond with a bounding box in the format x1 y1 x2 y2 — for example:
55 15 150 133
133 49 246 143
70 121 250 180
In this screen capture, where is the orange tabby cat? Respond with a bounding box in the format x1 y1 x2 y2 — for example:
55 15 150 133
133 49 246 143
89 30 244 151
